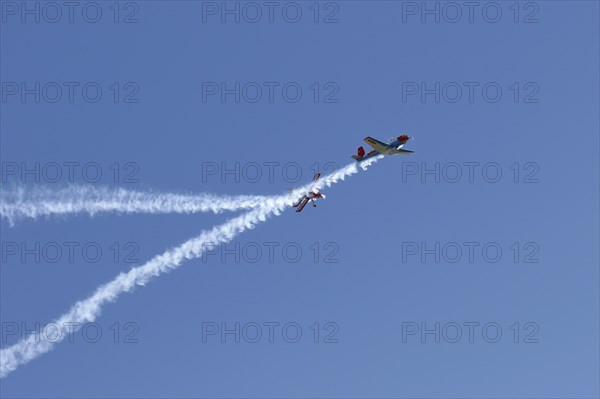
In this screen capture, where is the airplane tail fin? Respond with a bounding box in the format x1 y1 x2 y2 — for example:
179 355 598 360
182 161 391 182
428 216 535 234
351 146 365 161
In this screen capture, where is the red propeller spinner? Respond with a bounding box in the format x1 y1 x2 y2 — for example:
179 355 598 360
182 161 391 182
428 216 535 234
397 134 410 144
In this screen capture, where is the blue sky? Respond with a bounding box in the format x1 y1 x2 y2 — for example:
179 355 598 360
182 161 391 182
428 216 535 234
1 1 599 398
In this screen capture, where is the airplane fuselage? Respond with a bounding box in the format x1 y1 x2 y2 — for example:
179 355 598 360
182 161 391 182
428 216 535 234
352 135 414 162
364 137 407 154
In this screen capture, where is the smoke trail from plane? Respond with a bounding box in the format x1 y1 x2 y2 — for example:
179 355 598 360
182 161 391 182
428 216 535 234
0 157 382 378
0 186 269 226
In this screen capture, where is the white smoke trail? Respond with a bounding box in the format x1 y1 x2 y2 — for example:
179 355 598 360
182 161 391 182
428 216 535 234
0 186 268 226
0 158 382 378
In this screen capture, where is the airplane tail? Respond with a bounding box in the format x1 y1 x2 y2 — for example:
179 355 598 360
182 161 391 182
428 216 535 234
351 146 365 161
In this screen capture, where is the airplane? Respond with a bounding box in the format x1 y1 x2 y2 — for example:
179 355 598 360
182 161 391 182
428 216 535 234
351 134 414 162
291 172 326 213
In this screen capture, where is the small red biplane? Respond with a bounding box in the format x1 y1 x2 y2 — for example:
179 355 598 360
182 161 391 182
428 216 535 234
291 172 326 213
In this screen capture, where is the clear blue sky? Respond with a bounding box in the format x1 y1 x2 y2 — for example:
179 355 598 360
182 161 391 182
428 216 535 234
1 1 598 398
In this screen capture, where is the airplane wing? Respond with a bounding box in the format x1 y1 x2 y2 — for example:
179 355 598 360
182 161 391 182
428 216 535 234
292 195 305 208
364 136 391 153
393 148 414 155
295 196 310 212
307 172 322 194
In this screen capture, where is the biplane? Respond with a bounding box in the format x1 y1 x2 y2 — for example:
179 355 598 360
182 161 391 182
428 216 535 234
291 173 326 213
